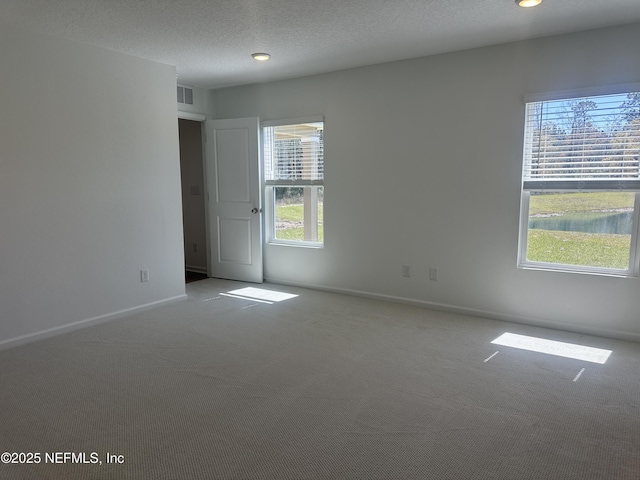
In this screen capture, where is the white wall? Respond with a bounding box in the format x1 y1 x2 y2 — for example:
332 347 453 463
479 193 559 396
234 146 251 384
177 85 213 117
212 23 640 340
0 26 186 347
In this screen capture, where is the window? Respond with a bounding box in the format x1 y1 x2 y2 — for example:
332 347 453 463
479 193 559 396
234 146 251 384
263 119 324 246
518 88 640 276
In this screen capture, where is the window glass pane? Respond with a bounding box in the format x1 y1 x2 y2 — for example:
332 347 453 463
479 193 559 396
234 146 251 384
274 186 324 243
264 123 324 182
526 191 634 269
524 92 640 183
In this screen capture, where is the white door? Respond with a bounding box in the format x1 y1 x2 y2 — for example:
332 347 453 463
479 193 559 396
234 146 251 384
205 117 263 283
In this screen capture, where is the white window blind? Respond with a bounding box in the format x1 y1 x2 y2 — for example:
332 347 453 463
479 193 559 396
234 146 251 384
523 92 640 191
264 122 324 185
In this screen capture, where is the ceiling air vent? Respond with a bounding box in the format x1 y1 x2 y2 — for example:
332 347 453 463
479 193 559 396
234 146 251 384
177 85 194 105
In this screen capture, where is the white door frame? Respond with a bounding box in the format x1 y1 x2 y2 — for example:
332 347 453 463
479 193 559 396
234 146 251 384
177 112 208 277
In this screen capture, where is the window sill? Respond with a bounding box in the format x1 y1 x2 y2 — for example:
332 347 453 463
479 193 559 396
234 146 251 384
267 240 324 249
517 262 637 278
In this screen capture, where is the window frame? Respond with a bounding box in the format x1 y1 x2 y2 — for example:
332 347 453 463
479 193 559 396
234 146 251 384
261 116 325 248
517 85 640 277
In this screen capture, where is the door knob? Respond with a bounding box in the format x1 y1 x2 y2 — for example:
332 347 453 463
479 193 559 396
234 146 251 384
251 207 262 214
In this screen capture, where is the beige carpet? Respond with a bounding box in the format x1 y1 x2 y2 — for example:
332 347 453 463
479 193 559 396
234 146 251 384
1 278 639 479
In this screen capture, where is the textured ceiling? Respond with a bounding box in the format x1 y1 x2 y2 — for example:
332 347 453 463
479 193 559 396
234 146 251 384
2 0 640 89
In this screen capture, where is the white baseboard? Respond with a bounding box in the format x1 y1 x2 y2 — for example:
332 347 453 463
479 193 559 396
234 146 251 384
265 277 640 343
0 294 188 351
185 265 208 274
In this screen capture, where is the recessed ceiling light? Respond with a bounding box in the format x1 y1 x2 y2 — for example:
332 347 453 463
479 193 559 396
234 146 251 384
516 0 542 6
251 53 271 61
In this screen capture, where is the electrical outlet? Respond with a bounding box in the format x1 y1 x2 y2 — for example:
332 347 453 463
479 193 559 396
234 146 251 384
402 265 411 278
140 269 149 282
429 267 438 281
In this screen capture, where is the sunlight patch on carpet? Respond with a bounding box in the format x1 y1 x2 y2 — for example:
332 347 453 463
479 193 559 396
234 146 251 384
224 287 298 303
491 332 611 364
